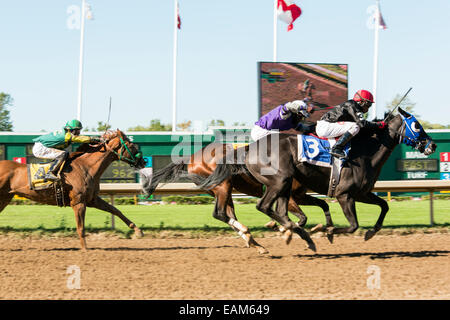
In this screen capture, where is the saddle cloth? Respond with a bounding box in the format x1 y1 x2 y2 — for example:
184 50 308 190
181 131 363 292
297 134 350 167
297 134 350 197
27 160 65 191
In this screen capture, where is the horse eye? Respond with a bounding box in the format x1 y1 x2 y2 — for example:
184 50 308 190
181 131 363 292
411 122 421 133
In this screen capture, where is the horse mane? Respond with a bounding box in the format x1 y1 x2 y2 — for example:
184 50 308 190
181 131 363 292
68 130 123 161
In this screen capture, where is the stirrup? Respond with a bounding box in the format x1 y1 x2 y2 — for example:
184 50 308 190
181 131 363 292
330 148 347 159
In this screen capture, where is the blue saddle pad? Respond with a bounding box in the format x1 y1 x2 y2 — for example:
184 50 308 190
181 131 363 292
297 135 350 167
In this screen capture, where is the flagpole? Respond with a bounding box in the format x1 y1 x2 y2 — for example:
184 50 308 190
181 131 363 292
273 0 278 62
172 0 178 132
371 0 380 120
76 0 86 121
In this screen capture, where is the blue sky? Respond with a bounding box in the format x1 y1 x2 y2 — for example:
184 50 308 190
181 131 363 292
0 0 449 132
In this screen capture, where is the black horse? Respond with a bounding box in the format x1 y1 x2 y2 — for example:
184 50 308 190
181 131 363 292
199 108 437 247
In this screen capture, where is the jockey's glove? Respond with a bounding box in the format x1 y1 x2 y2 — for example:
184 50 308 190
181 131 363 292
376 121 386 129
285 100 308 114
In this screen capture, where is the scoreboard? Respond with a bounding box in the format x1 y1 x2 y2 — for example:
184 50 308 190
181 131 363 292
440 152 450 180
100 161 137 183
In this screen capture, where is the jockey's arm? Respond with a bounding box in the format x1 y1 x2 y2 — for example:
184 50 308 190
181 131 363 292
65 132 94 144
346 106 383 130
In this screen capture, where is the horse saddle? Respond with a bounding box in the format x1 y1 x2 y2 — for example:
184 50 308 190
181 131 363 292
297 134 350 197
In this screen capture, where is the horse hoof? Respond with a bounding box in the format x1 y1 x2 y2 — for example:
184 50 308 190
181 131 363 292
307 241 317 252
264 220 277 230
283 229 293 245
257 246 269 255
134 228 144 238
326 233 334 244
364 230 376 241
310 224 324 233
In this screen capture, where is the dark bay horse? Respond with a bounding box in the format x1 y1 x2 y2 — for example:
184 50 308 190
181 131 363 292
0 129 146 250
141 142 331 254
199 108 437 249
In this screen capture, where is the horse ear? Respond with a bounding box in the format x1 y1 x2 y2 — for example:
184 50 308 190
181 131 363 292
398 107 410 118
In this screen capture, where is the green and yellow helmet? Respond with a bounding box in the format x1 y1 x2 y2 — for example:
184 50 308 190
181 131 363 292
64 119 83 131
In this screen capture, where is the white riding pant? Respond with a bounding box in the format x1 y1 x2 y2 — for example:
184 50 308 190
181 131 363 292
251 125 279 142
316 120 360 138
32 142 66 160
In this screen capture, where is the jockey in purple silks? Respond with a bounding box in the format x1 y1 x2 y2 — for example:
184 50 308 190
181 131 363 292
251 99 313 142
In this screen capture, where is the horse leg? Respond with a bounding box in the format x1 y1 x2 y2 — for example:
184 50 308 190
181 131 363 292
273 193 317 252
276 197 317 252
87 196 143 237
225 196 268 254
256 182 316 251
295 194 335 243
212 184 268 254
355 192 389 241
263 196 307 231
72 203 87 250
0 193 14 213
330 195 359 236
287 197 308 227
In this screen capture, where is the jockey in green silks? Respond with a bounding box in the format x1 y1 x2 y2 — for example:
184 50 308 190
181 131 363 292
32 119 101 181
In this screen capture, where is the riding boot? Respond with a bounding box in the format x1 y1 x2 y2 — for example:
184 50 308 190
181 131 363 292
44 151 68 181
330 132 354 159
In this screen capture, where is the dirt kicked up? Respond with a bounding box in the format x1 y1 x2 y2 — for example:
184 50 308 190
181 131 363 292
0 232 448 300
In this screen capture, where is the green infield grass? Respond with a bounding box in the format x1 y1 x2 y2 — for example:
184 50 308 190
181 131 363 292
0 199 448 237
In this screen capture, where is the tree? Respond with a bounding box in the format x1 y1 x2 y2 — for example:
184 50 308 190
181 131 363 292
232 121 248 126
0 93 14 131
128 119 172 131
385 93 449 129
177 120 192 131
385 94 417 115
96 121 111 132
208 119 225 127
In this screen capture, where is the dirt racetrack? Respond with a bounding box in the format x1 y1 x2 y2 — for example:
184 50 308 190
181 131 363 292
0 232 448 300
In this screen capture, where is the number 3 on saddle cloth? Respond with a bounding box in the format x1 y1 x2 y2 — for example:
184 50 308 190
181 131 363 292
297 134 350 197
26 159 67 206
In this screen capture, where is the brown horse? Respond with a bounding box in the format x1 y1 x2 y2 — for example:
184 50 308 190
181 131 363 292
0 129 147 250
141 142 332 254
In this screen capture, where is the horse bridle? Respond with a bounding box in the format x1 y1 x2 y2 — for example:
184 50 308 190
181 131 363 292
389 118 432 152
102 136 143 167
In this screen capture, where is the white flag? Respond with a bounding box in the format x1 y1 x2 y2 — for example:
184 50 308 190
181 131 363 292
85 3 94 20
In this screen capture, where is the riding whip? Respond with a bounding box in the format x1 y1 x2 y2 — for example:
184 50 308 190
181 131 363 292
104 96 112 135
383 87 413 121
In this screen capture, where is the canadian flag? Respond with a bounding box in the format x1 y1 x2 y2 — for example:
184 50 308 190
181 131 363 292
277 0 302 31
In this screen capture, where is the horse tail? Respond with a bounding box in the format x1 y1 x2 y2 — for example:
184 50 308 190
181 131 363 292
197 162 250 190
141 162 186 196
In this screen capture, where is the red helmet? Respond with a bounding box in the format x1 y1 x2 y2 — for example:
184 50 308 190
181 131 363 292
353 90 374 103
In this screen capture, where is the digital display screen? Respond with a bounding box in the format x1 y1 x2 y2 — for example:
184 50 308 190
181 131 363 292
101 161 136 183
258 62 348 126
396 159 438 172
